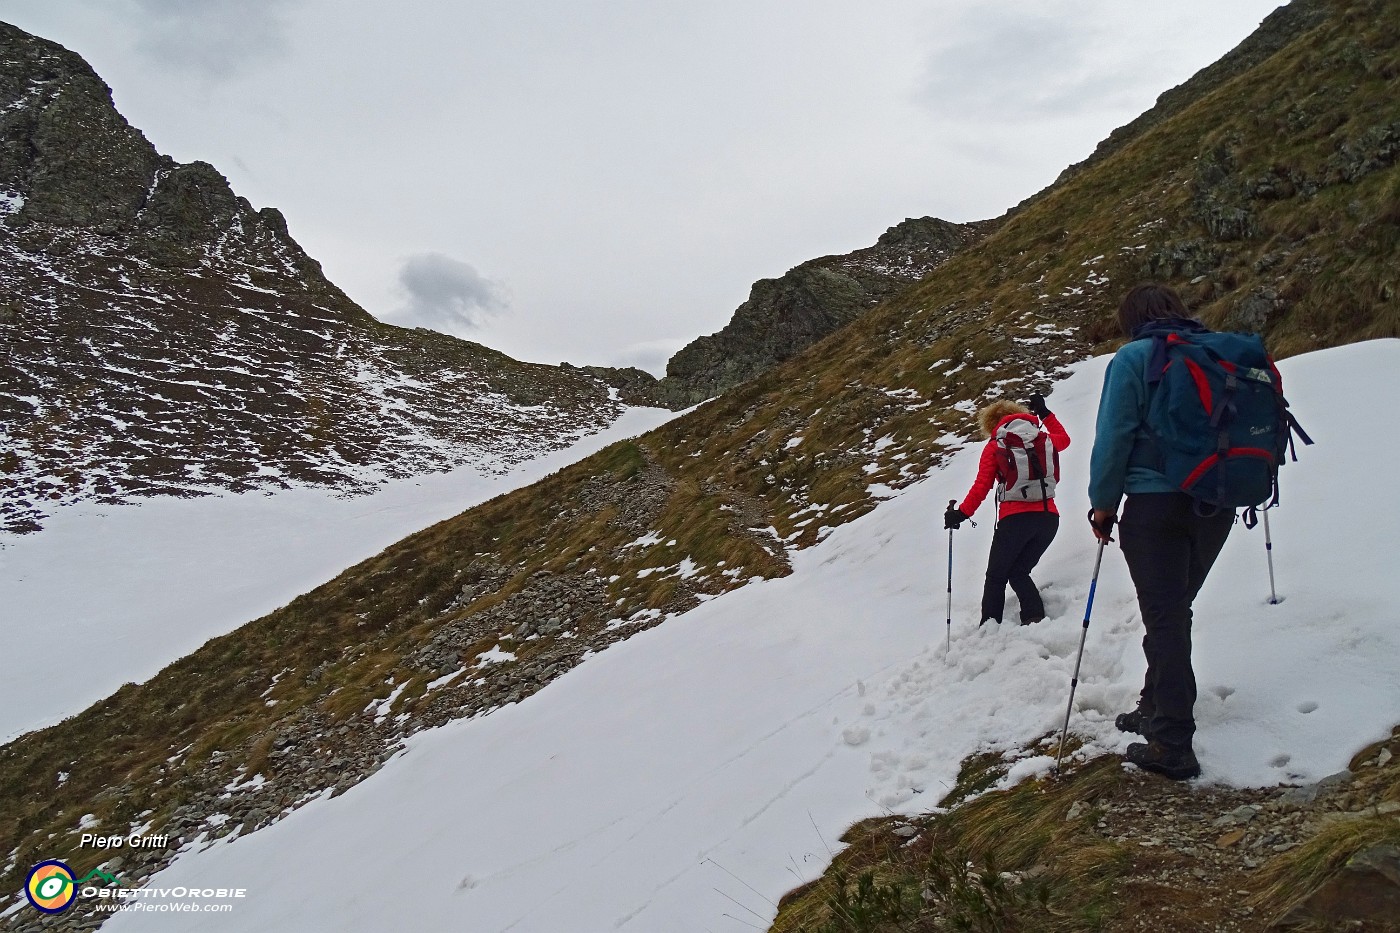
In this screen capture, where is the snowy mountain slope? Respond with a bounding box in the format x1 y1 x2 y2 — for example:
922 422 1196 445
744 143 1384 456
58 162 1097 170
0 406 677 743
0 22 627 534
72 339 1399 933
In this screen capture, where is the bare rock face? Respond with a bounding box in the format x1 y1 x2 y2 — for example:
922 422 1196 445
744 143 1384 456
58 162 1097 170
0 27 162 233
639 216 991 409
0 23 621 533
1281 844 1400 927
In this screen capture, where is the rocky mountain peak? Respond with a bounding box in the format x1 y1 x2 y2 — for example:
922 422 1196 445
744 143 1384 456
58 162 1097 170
0 23 158 230
0 24 307 272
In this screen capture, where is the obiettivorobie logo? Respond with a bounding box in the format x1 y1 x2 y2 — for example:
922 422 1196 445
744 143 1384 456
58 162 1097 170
24 860 121 914
22 857 248 916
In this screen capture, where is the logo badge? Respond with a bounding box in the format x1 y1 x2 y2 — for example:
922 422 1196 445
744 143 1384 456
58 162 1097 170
25 860 78 914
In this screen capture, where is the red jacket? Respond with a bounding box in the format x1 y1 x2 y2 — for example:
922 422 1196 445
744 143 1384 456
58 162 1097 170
959 413 1070 520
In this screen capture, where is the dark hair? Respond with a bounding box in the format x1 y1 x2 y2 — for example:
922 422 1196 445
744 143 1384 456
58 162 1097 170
1117 283 1189 337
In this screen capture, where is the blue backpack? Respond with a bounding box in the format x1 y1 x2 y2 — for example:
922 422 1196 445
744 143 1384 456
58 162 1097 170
1140 322 1312 513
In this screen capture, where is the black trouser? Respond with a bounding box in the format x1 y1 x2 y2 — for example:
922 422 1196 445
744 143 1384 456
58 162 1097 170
981 511 1059 623
1119 492 1233 750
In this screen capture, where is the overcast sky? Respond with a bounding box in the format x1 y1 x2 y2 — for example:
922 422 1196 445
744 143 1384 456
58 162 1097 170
5 1 1284 373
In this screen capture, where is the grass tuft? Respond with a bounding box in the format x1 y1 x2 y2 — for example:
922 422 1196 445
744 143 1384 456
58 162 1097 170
1250 816 1400 926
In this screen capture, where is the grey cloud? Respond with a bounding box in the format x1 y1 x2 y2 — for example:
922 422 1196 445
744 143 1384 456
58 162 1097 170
130 0 299 80
395 253 507 331
919 9 1143 121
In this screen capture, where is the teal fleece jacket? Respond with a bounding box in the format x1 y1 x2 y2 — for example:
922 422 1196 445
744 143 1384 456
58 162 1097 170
1087 339 1178 510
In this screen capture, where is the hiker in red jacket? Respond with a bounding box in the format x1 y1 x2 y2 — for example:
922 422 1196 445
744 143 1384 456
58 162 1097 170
945 395 1070 626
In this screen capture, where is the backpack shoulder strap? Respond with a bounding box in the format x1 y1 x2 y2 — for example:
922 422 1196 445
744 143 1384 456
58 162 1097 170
1147 331 1206 384
1132 319 1212 385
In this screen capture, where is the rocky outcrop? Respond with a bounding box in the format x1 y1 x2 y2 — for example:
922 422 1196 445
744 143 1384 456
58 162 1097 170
621 217 991 409
0 24 315 274
0 23 623 533
565 363 663 407
0 26 162 234
1282 843 1400 927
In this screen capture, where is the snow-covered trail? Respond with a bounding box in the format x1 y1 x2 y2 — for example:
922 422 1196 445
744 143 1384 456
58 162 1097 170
79 340 1400 932
0 406 678 742
857 341 1400 805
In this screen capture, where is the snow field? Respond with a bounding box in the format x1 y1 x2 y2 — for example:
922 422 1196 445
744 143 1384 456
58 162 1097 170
0 406 678 742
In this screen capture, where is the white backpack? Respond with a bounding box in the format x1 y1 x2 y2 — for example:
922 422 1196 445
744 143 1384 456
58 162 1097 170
993 416 1058 505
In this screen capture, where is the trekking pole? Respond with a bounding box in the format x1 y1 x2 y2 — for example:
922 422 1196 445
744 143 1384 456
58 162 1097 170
1262 509 1280 604
945 500 955 660
1055 538 1107 773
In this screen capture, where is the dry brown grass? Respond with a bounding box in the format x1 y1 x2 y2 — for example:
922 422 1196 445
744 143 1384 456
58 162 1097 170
1251 816 1400 925
770 756 1129 933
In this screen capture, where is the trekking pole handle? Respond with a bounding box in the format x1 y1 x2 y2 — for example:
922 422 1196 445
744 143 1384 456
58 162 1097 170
1087 508 1115 543
945 507 955 598
946 499 977 529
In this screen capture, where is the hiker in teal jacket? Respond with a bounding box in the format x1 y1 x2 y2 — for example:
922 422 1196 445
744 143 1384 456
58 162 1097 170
1088 283 1233 781
1087 338 1180 508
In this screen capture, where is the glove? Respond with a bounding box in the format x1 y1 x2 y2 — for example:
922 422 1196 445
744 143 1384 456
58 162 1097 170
1088 508 1117 543
944 504 969 530
1027 392 1051 418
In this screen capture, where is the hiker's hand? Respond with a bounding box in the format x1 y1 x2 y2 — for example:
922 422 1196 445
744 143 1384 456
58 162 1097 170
945 505 969 530
1089 508 1116 543
1027 393 1051 418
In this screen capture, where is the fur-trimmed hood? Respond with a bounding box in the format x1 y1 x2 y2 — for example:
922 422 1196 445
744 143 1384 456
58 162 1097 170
977 399 1031 439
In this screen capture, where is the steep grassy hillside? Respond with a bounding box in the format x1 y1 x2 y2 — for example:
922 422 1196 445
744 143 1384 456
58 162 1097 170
3 0 1399 926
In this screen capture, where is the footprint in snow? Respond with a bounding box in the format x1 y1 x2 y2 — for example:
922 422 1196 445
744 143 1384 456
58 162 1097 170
843 726 871 747
1296 700 1319 714
1038 588 1071 620
956 656 993 682
1271 754 1291 768
1211 685 1236 701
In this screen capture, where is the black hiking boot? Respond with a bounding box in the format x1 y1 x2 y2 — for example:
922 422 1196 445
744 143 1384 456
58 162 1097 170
1125 741 1200 781
1020 616 1044 626
1115 706 1149 736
